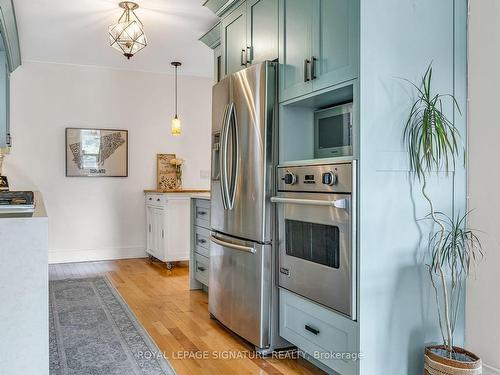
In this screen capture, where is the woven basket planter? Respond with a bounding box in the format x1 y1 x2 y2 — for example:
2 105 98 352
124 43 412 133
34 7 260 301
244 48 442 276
424 346 482 375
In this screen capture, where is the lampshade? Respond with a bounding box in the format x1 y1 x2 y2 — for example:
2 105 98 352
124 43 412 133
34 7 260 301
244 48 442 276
109 2 147 59
171 116 182 136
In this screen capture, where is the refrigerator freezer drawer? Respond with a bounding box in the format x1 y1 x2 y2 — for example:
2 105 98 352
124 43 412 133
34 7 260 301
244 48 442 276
208 232 272 349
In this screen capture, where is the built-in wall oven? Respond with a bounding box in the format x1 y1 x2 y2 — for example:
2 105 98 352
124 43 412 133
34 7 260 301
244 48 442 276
271 162 356 319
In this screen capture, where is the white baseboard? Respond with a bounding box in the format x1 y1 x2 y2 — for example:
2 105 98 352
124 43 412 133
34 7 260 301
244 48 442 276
484 364 500 375
49 246 147 264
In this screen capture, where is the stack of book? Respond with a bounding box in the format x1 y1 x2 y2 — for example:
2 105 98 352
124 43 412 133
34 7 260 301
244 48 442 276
0 191 35 214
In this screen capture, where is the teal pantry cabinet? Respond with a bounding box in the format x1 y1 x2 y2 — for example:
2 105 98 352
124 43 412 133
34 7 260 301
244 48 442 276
221 0 279 76
279 0 359 102
0 52 9 148
0 0 21 148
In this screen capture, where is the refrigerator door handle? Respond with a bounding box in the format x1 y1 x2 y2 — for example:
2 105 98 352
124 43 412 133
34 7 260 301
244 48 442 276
220 103 231 210
228 102 239 210
210 234 256 254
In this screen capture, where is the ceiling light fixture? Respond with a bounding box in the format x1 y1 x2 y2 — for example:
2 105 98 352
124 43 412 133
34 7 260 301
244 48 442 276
171 62 182 136
109 2 147 59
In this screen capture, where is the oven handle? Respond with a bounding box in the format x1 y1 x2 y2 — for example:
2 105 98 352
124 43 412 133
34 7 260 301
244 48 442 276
270 196 347 209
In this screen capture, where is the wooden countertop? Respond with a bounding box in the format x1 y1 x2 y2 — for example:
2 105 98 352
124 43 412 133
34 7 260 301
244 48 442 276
144 189 210 193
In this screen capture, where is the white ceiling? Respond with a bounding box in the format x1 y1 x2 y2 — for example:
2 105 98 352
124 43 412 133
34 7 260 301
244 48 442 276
14 0 219 77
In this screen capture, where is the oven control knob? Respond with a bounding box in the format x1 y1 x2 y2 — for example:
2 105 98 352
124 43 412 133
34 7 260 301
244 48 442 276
322 171 337 186
283 172 297 185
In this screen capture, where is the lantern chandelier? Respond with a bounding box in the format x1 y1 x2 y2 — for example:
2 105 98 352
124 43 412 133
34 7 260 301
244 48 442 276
109 2 147 59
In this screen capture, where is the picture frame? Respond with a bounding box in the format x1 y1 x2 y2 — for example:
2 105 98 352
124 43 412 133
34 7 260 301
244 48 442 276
156 154 177 190
65 128 128 177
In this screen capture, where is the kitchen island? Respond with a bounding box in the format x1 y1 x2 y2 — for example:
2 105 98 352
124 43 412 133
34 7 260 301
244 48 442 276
0 192 49 375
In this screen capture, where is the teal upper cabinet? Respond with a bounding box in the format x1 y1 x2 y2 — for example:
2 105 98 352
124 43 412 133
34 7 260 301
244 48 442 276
246 0 278 65
279 0 314 102
221 2 247 76
221 0 278 76
204 0 239 17
312 0 359 92
279 0 359 102
199 22 221 50
0 52 9 148
0 0 21 72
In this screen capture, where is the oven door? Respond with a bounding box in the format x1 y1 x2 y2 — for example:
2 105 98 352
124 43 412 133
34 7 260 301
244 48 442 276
273 192 355 319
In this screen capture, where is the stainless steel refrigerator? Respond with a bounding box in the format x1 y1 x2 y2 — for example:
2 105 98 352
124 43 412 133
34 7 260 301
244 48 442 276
209 61 285 352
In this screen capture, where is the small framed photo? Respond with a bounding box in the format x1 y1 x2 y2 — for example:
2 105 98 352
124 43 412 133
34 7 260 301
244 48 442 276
66 128 128 177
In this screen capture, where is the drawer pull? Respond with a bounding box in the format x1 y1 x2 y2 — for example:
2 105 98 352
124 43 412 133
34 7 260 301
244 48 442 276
197 266 207 272
197 238 207 244
157 198 161 202
149 197 152 201
305 324 320 335
198 211 207 216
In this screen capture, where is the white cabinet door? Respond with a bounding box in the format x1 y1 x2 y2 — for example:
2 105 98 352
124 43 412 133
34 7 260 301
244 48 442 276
152 207 164 260
146 205 154 256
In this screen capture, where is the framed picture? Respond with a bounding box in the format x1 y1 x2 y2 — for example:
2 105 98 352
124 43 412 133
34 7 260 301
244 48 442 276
157 154 177 190
66 128 128 177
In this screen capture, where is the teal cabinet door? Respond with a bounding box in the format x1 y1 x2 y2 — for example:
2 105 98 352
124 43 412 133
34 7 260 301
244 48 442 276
279 0 314 102
0 52 8 148
312 0 359 92
246 0 278 65
221 2 247 76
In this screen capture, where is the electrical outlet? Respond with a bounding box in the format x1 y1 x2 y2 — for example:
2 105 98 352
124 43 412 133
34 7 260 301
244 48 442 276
200 170 210 179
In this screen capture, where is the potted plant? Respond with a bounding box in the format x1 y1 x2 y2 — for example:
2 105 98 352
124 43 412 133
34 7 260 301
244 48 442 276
403 65 483 374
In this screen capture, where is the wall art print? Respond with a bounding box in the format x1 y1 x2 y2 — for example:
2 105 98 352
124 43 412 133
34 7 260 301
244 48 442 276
66 128 128 177
156 153 178 190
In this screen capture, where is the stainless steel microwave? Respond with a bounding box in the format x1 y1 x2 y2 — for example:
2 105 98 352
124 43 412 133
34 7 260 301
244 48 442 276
314 103 353 158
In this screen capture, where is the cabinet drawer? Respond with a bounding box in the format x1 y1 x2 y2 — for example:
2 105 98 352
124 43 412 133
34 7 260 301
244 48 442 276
280 289 358 375
194 226 210 257
194 254 209 286
145 194 164 207
195 199 211 229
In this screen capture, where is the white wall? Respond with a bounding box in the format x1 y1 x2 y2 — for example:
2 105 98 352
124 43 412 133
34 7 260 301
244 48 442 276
467 1 500 373
4 61 213 263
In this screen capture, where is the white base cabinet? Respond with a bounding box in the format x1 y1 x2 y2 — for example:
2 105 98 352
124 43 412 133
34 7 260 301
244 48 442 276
145 193 191 264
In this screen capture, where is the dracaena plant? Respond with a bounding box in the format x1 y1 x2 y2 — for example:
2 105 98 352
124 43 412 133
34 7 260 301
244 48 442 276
403 65 483 357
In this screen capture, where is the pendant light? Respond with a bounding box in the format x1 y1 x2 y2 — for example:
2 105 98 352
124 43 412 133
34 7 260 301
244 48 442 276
171 62 182 136
109 2 147 59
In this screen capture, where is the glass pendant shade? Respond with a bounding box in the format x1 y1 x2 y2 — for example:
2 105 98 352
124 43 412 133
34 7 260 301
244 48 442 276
171 62 182 136
109 2 147 59
171 116 181 136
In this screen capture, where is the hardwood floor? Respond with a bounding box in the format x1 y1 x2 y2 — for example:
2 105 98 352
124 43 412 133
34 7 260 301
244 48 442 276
49 258 326 375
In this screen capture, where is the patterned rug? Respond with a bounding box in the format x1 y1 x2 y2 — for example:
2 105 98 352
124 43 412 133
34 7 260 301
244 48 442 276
49 277 176 375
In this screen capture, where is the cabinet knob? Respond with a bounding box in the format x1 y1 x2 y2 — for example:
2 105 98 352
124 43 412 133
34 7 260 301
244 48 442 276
157 198 161 202
197 266 206 272
198 211 207 216
198 238 207 244
149 197 152 201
